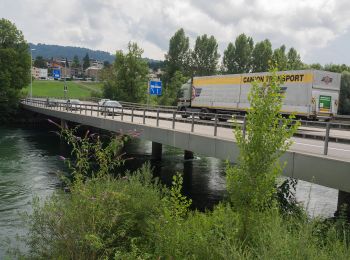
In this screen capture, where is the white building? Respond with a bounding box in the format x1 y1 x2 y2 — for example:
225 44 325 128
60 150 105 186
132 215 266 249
32 67 48 80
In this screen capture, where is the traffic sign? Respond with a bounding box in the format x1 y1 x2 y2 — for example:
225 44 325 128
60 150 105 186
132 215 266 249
53 69 61 79
149 80 162 96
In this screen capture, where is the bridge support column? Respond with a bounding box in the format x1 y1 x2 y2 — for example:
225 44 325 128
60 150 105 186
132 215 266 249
184 150 194 160
60 119 67 129
336 190 350 218
152 142 162 161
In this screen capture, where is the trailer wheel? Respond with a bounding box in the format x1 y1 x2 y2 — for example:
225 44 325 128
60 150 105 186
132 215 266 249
200 108 213 120
180 107 189 118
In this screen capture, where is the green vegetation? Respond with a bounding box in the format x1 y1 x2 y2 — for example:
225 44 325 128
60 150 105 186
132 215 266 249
102 42 149 103
0 18 31 121
23 80 103 99
13 70 350 259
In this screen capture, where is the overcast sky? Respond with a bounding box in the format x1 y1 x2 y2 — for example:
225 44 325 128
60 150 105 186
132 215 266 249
1 0 349 64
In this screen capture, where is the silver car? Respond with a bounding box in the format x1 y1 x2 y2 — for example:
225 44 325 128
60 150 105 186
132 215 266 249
100 100 122 115
66 99 81 111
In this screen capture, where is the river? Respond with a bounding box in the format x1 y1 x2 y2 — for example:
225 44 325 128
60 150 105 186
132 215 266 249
0 125 338 257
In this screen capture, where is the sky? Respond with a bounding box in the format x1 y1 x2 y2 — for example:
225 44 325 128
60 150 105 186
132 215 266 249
1 0 349 65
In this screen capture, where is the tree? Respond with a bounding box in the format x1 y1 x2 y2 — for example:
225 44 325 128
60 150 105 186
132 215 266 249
272 45 288 70
226 68 299 241
222 34 253 74
159 71 187 106
251 39 273 72
191 34 220 76
222 43 235 74
287 48 303 70
72 55 80 68
164 28 190 78
339 72 350 115
0 18 30 120
33 56 47 68
102 42 149 103
83 53 90 70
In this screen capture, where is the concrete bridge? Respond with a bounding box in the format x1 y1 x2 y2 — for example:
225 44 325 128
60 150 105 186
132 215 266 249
21 99 350 211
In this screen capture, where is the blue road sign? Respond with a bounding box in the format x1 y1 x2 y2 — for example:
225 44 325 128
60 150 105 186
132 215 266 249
53 69 61 79
149 80 162 96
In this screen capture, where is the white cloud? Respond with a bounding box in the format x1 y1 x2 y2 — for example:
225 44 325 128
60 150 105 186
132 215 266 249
1 0 350 63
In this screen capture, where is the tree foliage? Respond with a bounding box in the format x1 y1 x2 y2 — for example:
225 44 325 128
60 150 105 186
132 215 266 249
102 42 149 103
83 53 90 70
72 55 80 68
339 72 350 115
226 68 300 240
0 18 30 120
164 28 190 78
33 55 47 68
191 34 220 76
272 45 288 70
223 34 254 74
251 39 273 72
287 47 303 70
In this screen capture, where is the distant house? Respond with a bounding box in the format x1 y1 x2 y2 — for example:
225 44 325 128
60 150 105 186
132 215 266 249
32 67 48 80
85 66 102 81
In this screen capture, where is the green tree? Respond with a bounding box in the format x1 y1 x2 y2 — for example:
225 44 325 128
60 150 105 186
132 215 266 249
0 18 30 120
72 55 80 68
159 71 187 105
251 39 273 72
102 42 149 103
226 68 299 241
191 34 220 76
287 47 303 70
339 72 350 115
83 53 90 70
272 45 288 70
33 55 47 68
164 28 190 78
223 34 253 74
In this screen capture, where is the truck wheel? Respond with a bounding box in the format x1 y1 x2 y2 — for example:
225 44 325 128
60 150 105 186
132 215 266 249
200 108 213 120
180 107 189 118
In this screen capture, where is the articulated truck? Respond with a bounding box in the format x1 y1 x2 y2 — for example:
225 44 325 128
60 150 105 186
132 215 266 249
177 70 341 120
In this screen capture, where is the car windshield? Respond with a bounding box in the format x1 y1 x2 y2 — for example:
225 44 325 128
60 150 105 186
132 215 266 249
105 101 121 107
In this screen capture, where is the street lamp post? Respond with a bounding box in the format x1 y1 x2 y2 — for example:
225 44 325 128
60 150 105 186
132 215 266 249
30 48 35 103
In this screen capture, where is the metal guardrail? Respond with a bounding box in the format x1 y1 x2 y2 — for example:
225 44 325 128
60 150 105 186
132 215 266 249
22 98 350 156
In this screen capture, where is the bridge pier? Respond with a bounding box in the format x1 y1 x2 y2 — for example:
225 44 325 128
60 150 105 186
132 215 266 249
336 190 350 218
151 142 162 160
184 150 194 160
60 119 67 129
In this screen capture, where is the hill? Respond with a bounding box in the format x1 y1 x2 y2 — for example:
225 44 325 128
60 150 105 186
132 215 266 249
29 43 115 62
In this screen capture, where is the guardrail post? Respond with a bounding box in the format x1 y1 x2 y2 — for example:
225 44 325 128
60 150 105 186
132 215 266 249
157 109 160 127
91 105 93 116
85 105 87 115
172 111 176 129
243 116 247 139
104 107 107 118
324 122 331 155
121 107 124 121
97 105 99 117
214 114 218 136
80 104 82 114
112 107 115 119
143 109 146 124
191 113 195 132
131 107 134 122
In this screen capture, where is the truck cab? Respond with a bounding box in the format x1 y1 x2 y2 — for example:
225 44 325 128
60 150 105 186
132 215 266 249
177 80 192 111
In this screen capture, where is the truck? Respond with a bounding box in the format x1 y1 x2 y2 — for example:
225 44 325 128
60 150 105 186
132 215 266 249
177 70 341 120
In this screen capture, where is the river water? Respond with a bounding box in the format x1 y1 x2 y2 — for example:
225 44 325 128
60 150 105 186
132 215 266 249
0 126 339 257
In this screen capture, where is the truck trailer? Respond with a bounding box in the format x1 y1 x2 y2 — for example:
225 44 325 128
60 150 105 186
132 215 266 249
177 70 341 120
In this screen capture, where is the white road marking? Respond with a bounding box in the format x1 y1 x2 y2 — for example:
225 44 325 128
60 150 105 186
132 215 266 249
294 142 350 152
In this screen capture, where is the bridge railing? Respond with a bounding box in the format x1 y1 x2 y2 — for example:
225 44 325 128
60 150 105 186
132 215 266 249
22 98 350 156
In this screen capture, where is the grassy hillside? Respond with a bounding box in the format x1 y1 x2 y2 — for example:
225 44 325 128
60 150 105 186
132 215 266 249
23 80 103 99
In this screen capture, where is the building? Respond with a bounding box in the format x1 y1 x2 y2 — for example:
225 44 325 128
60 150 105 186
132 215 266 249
85 66 102 80
32 67 48 80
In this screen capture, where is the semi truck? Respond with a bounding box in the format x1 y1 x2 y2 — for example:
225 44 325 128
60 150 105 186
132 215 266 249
177 70 341 120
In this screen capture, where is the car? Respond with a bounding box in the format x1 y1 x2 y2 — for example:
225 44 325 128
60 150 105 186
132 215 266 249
66 99 81 111
100 100 122 115
46 98 59 107
98 98 110 106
